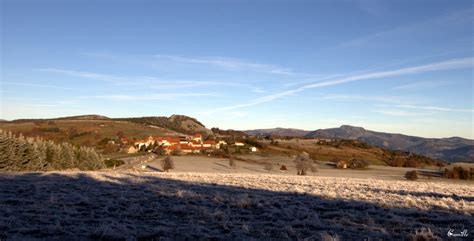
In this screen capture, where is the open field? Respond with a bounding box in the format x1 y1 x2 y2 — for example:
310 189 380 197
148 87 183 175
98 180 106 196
0 171 472 240
129 154 456 182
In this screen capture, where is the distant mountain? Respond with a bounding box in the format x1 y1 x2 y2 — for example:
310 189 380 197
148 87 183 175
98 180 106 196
245 128 310 137
305 125 474 163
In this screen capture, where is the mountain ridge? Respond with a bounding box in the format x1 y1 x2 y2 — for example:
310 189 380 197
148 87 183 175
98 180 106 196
245 125 473 163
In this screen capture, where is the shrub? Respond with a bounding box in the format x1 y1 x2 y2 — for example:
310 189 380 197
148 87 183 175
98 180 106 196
444 166 473 180
347 159 369 169
170 148 182 156
161 156 175 172
264 163 273 171
229 158 237 169
104 159 125 168
280 164 288 171
405 171 418 180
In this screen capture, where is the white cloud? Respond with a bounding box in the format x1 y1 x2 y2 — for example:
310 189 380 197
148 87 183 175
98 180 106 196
206 57 474 113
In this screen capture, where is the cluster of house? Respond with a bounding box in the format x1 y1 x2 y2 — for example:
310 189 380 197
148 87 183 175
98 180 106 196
127 134 257 155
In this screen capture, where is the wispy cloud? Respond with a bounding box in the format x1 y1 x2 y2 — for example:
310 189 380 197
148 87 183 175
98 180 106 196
373 109 431 117
321 94 415 104
37 68 123 82
392 80 450 91
87 93 216 101
3 81 75 90
334 8 473 49
36 68 246 89
391 104 474 113
205 57 474 114
154 55 305 76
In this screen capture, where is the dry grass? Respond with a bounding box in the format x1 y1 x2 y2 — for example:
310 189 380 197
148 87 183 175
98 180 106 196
0 171 472 240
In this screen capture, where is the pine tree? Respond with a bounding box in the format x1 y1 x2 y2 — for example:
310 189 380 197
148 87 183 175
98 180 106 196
0 129 104 171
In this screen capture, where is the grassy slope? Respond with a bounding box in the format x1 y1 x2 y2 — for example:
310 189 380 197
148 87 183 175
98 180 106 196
0 120 178 147
262 139 405 166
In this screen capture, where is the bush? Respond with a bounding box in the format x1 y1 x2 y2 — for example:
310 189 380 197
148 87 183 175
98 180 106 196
161 156 175 172
229 158 237 169
170 148 182 156
280 165 288 171
264 163 273 171
444 166 473 180
347 159 369 169
405 171 418 180
104 159 125 168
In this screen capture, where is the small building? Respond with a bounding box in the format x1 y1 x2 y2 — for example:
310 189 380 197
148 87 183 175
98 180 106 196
216 140 227 149
249 146 258 152
234 142 245 147
191 134 202 143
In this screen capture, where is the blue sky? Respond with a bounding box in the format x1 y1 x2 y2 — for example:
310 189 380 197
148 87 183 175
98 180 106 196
1 0 473 138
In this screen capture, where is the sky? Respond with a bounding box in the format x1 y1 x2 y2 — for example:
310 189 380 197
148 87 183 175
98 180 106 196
1 0 473 139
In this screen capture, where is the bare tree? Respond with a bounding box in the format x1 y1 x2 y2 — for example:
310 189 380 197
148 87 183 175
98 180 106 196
294 152 316 175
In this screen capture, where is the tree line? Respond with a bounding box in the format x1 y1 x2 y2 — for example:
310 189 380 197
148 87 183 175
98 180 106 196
0 130 104 171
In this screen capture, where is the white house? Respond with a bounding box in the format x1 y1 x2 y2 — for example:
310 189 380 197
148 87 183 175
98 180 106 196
216 140 227 149
234 142 245 147
249 146 258 152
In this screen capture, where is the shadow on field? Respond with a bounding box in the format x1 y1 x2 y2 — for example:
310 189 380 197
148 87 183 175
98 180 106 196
0 172 471 241
367 187 474 202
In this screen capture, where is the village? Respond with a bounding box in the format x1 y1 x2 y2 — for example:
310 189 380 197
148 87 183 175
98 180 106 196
126 134 258 155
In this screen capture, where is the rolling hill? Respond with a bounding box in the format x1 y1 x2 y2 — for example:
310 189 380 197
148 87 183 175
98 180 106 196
0 114 213 148
305 125 474 163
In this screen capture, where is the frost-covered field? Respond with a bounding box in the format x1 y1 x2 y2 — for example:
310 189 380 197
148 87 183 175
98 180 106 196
0 171 472 240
